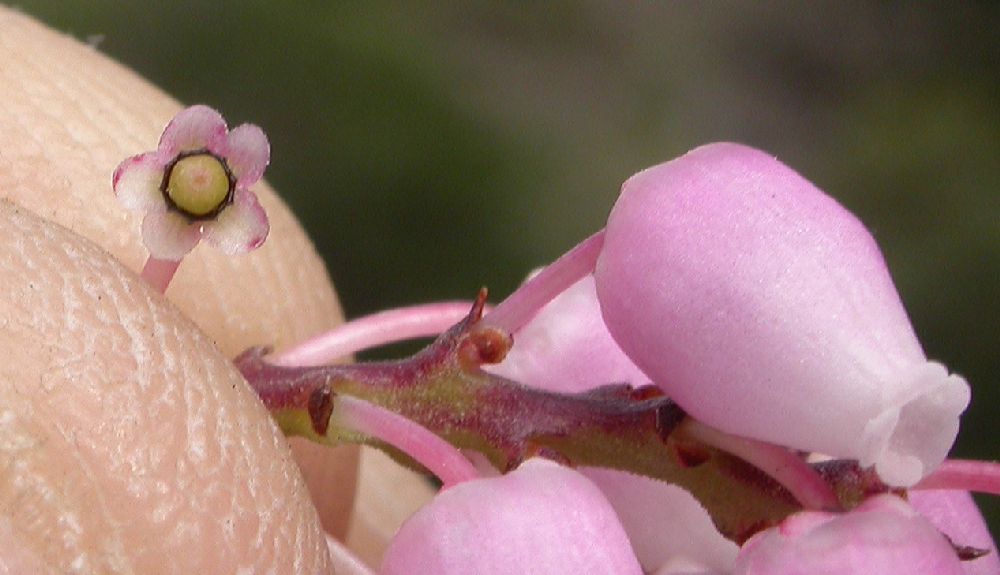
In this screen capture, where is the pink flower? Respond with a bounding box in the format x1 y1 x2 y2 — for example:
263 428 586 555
489 276 738 573
733 494 966 574
485 263 995 574
595 142 970 487
908 490 1000 575
487 274 650 394
381 458 643 575
112 105 270 260
584 467 738 574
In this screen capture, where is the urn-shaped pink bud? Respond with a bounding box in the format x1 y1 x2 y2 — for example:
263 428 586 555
381 458 642 575
733 495 965 574
594 142 970 486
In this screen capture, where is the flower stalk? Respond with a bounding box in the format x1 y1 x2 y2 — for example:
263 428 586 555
331 394 480 489
237 291 907 544
677 419 840 511
140 256 182 294
483 230 604 333
270 300 481 367
915 459 1000 495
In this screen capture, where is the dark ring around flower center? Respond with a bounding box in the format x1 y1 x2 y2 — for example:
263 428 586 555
160 149 236 220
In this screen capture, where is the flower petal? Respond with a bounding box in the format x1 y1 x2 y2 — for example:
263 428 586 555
908 490 999 575
734 495 965 575
381 458 643 575
488 275 651 394
112 153 165 213
201 189 269 254
488 276 736 573
584 468 738 574
225 123 270 187
158 105 228 156
594 142 970 487
141 209 201 261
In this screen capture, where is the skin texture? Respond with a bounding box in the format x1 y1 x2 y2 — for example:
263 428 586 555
0 202 333 572
0 7 361 572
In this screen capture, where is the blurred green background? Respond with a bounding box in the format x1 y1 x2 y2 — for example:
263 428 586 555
16 2 997 534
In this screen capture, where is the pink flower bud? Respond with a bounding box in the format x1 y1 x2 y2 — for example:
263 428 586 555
595 142 970 487
908 490 999 575
585 468 738 574
489 276 737 573
733 495 965 574
381 458 642 575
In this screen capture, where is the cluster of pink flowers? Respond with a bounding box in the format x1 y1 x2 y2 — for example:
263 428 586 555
114 109 996 573
380 144 996 574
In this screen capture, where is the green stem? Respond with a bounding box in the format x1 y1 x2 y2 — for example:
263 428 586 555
236 295 886 544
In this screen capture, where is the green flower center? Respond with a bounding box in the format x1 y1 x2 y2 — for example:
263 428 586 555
164 152 233 218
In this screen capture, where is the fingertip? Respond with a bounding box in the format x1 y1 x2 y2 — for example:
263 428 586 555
0 204 335 573
1 4 358 548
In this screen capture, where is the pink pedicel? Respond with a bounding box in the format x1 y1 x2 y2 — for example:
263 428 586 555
332 395 479 489
380 458 643 575
487 275 650 394
595 142 970 487
271 301 479 367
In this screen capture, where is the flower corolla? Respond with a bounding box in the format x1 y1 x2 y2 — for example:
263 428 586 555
381 458 642 575
112 105 270 260
595 142 970 487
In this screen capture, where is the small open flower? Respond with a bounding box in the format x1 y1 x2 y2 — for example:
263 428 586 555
112 105 270 260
